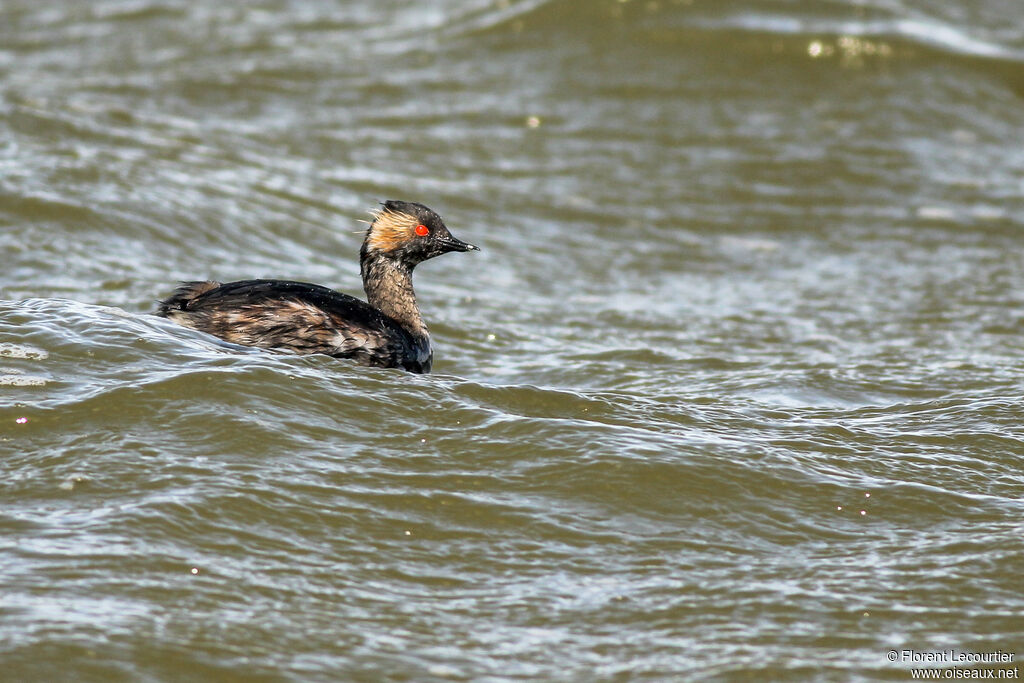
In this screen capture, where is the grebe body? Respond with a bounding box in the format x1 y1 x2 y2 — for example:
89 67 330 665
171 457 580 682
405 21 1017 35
156 201 478 373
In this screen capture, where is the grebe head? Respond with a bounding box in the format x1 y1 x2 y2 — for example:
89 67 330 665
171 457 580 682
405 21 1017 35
362 200 479 267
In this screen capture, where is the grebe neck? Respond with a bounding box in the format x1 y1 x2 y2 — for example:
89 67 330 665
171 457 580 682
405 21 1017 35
360 254 426 338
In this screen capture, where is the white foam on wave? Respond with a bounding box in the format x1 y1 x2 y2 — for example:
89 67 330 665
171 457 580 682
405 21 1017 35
0 343 49 360
692 12 1021 63
0 374 49 386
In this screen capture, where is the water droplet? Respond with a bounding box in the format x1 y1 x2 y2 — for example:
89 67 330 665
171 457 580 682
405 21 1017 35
59 475 85 491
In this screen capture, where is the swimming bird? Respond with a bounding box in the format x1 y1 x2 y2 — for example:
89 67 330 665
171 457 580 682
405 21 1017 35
156 200 478 373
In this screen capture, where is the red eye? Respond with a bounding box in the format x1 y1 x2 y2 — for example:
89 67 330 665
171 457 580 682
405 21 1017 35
415 224 429 236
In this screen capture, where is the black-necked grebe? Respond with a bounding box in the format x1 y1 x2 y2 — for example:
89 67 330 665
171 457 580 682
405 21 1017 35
156 200 478 373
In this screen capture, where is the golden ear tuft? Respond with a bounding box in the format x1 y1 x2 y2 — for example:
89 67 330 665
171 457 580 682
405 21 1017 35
366 209 418 252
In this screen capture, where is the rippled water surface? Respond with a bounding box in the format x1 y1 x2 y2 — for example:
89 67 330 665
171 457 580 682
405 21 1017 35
3 0 1024 680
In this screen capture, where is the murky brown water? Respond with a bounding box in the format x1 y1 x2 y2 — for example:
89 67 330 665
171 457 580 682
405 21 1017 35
3 1 1024 680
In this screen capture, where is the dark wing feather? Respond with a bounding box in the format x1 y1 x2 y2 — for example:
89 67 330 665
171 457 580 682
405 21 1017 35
191 280 387 328
156 279 412 365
